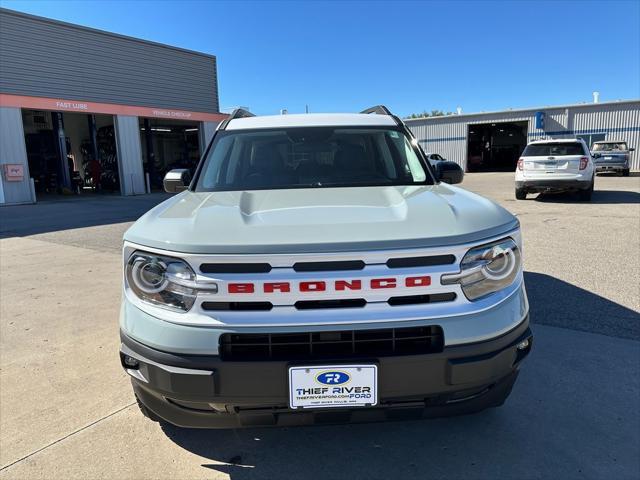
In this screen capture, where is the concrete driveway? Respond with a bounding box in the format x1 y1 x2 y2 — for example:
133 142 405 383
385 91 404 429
1 173 639 479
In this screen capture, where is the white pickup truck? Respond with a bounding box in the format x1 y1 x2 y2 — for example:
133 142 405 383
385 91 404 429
119 106 532 428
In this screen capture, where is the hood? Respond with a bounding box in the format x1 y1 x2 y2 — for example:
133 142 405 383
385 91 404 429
124 185 519 254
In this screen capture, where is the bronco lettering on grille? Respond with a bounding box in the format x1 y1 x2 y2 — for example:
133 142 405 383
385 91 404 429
227 276 431 294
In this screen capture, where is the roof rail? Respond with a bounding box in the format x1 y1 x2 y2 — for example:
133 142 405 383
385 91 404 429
218 108 255 130
360 105 393 116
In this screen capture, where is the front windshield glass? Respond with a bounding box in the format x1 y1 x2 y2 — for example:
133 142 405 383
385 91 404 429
195 127 432 191
592 142 628 152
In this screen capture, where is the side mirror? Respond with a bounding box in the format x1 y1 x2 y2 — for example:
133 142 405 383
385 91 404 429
435 161 464 184
630 147 636 152
163 169 191 193
592 152 601 158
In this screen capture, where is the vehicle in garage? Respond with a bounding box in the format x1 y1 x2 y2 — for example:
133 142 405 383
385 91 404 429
591 141 634 176
119 106 532 428
515 138 595 200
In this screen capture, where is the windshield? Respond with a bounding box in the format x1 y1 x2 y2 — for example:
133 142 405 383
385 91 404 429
522 142 586 156
592 142 628 152
195 127 432 191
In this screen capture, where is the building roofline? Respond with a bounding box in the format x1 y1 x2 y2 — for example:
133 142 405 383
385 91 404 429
403 99 640 122
0 7 216 61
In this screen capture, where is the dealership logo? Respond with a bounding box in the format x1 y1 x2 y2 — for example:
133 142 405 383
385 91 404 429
316 371 350 385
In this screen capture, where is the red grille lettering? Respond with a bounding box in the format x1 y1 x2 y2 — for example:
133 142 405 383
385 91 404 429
228 283 254 294
406 276 431 287
371 278 396 289
228 276 432 294
335 279 362 291
264 282 291 293
300 281 326 292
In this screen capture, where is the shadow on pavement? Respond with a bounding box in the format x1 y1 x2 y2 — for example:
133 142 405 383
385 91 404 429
525 272 639 341
157 273 639 479
0 193 171 237
533 189 640 204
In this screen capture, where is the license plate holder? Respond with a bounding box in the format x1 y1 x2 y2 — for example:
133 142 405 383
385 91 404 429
288 365 377 409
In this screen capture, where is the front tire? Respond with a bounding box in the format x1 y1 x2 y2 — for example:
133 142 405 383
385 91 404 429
515 188 527 200
622 169 630 177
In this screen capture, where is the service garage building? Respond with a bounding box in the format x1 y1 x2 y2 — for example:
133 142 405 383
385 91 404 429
406 99 640 173
0 8 226 205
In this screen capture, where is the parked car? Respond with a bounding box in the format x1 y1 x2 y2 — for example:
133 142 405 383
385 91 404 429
425 152 447 165
591 140 634 176
424 153 464 183
515 138 595 201
424 152 464 184
120 105 532 428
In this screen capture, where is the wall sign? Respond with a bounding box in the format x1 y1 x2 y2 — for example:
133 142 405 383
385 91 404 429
3 164 24 181
0 94 227 123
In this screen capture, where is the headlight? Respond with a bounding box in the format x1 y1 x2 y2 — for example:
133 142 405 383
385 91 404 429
441 238 521 301
125 252 216 312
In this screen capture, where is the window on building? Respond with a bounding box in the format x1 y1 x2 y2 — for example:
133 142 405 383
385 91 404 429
576 133 606 151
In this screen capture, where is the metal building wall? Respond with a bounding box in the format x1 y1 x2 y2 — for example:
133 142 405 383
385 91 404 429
407 119 467 168
0 106 32 204
0 8 219 113
570 103 640 171
406 101 640 171
200 121 219 153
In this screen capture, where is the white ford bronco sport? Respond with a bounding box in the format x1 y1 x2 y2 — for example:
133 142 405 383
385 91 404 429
120 106 532 428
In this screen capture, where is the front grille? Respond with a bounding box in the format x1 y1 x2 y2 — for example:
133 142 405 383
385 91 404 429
219 326 444 361
293 260 365 272
294 299 366 310
200 263 271 274
202 301 273 311
202 292 455 312
386 255 456 268
200 254 455 274
388 292 456 306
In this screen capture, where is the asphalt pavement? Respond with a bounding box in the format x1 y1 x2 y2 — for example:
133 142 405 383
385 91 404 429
0 172 638 479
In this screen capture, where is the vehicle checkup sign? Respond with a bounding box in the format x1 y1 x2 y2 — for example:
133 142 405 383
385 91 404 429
289 365 378 409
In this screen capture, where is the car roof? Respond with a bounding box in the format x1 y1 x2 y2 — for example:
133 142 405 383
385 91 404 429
527 138 584 145
225 113 397 130
592 140 626 144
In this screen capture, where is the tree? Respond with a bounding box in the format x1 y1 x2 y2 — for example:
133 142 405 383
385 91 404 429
405 109 454 119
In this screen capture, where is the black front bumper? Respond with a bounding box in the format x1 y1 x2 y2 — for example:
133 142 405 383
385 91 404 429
121 317 532 428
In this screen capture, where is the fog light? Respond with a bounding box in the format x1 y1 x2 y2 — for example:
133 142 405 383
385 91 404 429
516 339 530 351
122 354 139 369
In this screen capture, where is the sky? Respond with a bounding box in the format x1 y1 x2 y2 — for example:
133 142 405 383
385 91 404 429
2 0 639 117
